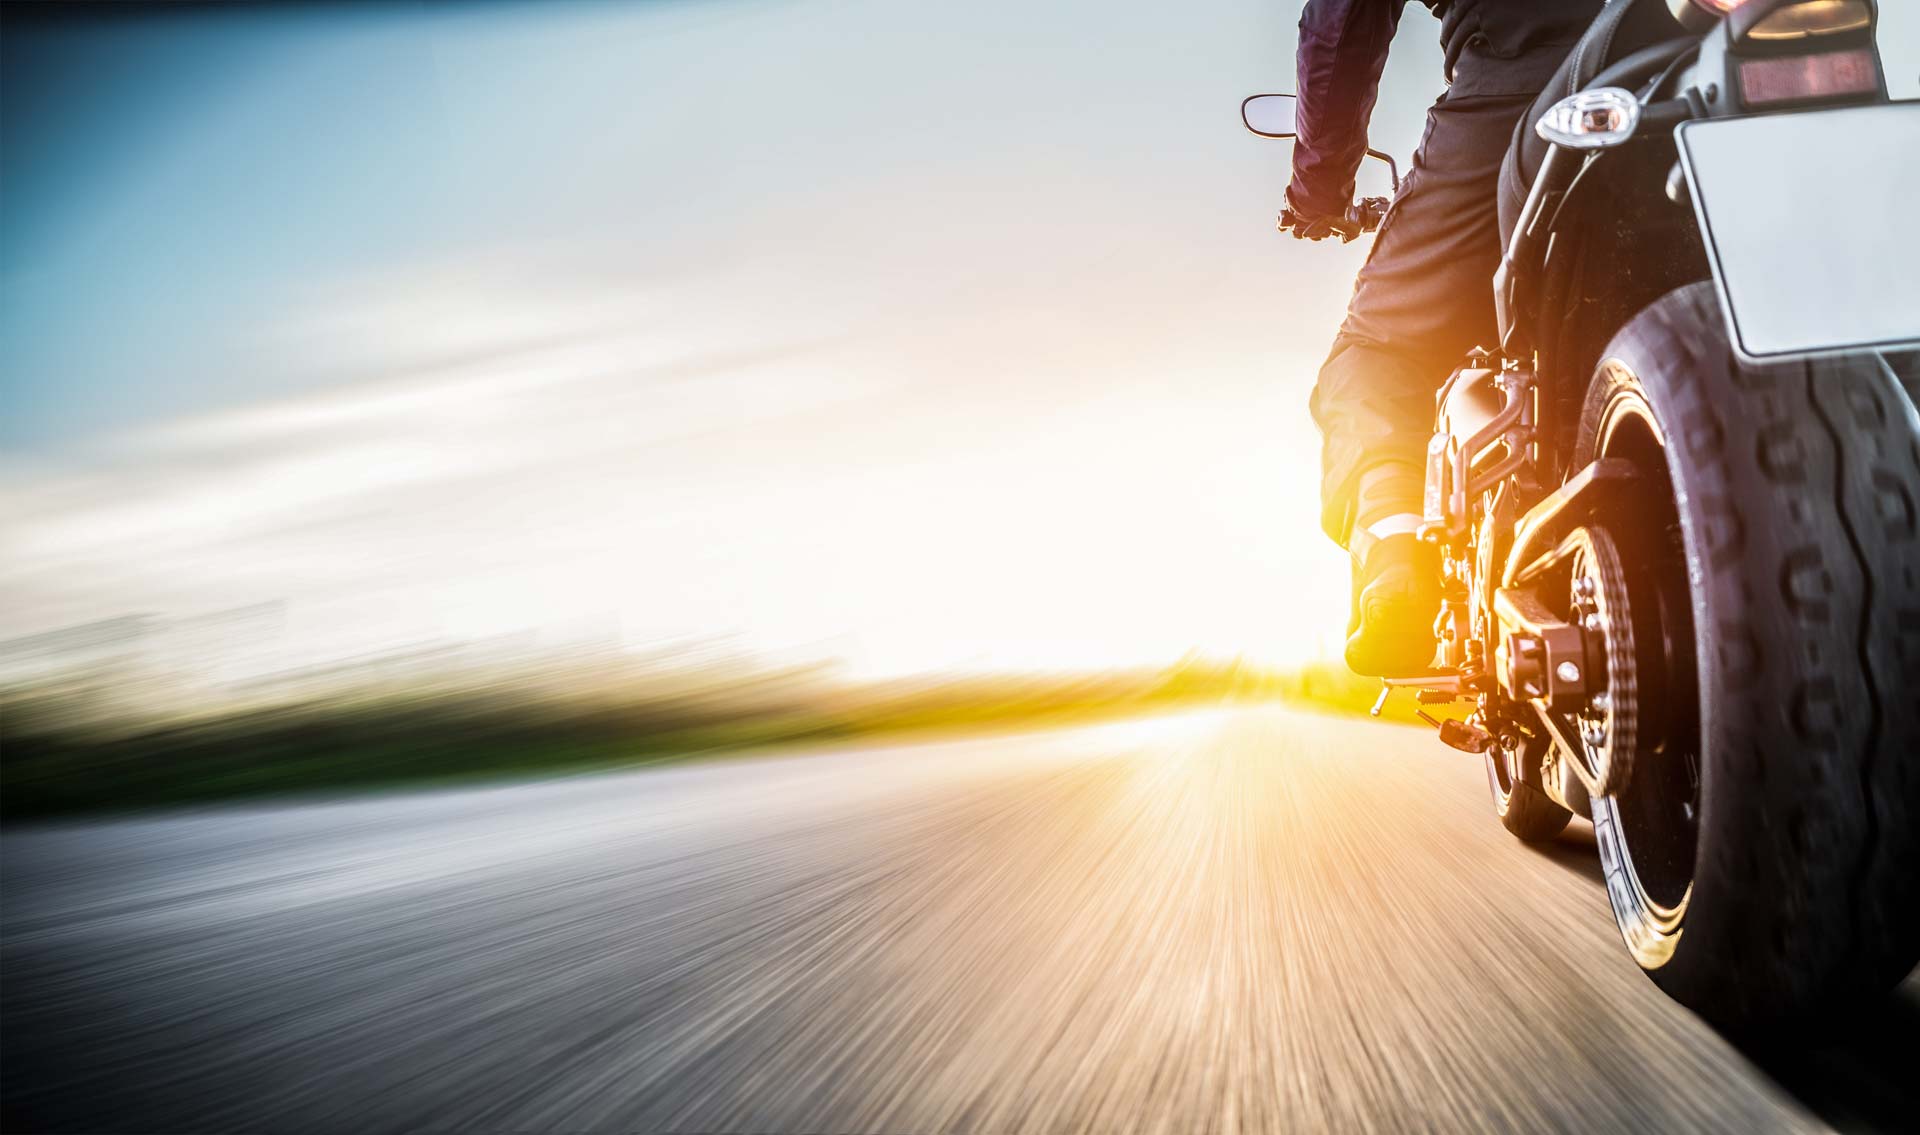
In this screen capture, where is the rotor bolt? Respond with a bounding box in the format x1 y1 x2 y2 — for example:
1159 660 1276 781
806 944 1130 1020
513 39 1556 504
1583 613 1605 633
1574 576 1597 600
1590 691 1611 714
1555 660 1582 684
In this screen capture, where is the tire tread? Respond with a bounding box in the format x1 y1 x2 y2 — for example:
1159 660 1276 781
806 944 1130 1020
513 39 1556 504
1584 284 1920 1024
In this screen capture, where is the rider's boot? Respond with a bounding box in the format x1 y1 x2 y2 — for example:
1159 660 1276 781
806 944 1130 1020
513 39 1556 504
1343 462 1441 677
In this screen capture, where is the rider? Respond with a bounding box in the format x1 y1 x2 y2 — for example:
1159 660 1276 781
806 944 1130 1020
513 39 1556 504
1284 0 1605 676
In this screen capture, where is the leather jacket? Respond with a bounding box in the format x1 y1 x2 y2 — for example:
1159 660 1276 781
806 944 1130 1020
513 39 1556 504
1287 0 1607 220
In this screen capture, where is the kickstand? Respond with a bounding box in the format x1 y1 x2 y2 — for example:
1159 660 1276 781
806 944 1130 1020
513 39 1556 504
1370 683 1392 718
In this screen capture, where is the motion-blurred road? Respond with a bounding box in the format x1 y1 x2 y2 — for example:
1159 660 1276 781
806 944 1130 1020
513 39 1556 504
4 707 1916 1133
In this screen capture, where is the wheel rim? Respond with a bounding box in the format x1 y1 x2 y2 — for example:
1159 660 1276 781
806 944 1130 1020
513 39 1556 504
1565 525 1636 797
1485 730 1546 815
1477 495 1529 810
1586 367 1702 966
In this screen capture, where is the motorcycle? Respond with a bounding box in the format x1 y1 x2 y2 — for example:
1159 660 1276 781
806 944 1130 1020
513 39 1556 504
1245 0 1919 1026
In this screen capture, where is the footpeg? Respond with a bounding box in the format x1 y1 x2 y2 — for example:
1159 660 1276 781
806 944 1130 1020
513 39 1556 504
1436 718 1493 754
1373 672 1471 718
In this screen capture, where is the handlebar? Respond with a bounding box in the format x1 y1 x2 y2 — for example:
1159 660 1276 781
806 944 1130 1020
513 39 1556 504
1278 196 1392 242
1345 196 1391 236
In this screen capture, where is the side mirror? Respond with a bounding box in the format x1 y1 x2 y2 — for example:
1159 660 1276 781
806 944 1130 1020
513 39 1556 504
1239 91 1402 193
1241 93 1297 138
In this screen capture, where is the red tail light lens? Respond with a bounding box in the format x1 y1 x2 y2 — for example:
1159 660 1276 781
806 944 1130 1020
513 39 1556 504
1738 47 1879 105
1670 0 1753 31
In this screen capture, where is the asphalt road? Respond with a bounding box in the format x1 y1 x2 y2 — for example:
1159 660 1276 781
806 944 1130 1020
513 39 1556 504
4 707 1916 1133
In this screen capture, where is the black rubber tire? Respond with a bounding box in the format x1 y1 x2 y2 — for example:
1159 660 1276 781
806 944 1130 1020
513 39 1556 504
1497 778 1573 843
1487 743 1572 843
1578 283 1920 1028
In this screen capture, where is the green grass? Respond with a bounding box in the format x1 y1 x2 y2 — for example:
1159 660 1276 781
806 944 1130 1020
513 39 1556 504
1 657 1427 821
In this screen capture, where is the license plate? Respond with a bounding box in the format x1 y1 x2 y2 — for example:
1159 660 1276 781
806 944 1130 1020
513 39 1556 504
1677 103 1920 362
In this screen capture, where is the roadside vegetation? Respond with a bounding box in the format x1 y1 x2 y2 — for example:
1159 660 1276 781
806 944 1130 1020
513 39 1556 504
1 647 1411 819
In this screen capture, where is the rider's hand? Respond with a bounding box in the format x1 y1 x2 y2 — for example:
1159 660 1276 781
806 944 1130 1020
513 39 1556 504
1279 206 1354 243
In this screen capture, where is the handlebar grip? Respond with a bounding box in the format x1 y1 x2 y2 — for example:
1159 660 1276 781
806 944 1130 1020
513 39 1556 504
1346 196 1391 235
1278 197 1393 242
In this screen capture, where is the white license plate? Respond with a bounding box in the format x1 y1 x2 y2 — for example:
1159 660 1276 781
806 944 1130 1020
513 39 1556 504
1677 103 1920 362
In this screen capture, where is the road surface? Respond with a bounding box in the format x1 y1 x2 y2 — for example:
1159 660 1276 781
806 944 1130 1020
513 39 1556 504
4 707 1916 1132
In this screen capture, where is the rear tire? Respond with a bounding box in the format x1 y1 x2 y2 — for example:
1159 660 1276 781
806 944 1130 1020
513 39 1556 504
1579 283 1920 1027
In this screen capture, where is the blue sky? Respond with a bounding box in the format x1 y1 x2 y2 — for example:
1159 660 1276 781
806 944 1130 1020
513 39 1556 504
4 0 1444 445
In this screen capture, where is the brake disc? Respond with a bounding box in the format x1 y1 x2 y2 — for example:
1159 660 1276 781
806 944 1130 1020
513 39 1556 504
1567 525 1637 797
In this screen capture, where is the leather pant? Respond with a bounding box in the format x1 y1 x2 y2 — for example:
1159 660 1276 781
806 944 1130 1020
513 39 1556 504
1308 43 1569 547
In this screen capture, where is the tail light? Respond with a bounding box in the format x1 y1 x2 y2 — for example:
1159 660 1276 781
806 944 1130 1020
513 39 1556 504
1686 0 1885 111
1672 0 1873 33
1670 0 1755 25
1746 0 1873 39
1738 46 1879 104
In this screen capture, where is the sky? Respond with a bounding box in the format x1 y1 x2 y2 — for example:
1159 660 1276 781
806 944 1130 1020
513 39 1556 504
3 0 1916 678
